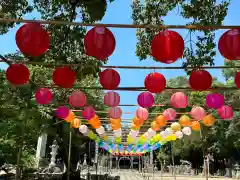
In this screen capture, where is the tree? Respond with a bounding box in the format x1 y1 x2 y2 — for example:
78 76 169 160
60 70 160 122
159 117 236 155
131 0 230 70
0 0 114 175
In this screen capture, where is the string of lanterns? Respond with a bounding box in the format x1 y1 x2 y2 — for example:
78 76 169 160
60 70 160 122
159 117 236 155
13 23 240 61
4 22 239 155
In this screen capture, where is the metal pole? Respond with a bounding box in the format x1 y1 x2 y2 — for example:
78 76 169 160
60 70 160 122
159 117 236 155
67 130 72 180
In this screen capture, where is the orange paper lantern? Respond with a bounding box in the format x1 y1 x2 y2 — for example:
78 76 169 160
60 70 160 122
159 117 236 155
151 121 161 131
64 111 75 122
133 116 144 126
131 123 140 130
71 118 81 128
191 121 200 131
155 115 167 127
88 115 101 129
179 115 191 127
110 118 121 130
202 114 216 127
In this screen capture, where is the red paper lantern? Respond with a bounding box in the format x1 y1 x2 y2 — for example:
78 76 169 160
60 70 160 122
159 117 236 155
218 29 240 60
6 64 30 85
35 88 53 105
99 69 120 90
235 72 240 88
151 30 184 63
144 72 166 93
16 23 50 57
84 27 116 60
189 70 212 91
52 67 76 88
69 91 86 107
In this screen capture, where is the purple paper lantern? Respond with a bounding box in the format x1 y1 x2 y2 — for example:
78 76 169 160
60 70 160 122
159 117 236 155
56 106 70 119
82 105 96 120
206 93 224 109
218 105 233 120
137 92 154 108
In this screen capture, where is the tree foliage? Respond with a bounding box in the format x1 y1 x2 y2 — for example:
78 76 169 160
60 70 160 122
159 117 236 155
132 0 230 71
0 0 112 169
152 72 240 173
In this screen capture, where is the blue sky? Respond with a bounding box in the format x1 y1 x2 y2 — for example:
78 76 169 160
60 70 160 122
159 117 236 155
0 0 239 120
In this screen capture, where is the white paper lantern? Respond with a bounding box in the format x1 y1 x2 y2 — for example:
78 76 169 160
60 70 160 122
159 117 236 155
148 128 156 138
182 127 192 136
114 129 122 137
165 127 173 136
129 129 139 138
79 125 89 136
160 131 168 139
96 126 105 135
175 131 183 139
143 132 150 139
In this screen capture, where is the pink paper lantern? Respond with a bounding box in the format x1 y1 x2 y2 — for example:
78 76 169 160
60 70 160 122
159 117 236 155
35 88 53 105
109 107 122 119
56 106 70 119
218 105 233 120
82 106 96 120
206 93 224 109
190 106 205 120
170 92 188 108
104 91 120 107
163 108 176 121
137 92 154 108
136 107 149 121
69 91 86 107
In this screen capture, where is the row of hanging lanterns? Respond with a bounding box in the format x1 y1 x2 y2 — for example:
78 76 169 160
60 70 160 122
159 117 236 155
5 64 240 93
33 85 234 120
14 23 240 61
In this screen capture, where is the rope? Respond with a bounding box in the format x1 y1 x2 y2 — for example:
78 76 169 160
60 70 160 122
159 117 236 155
0 18 239 30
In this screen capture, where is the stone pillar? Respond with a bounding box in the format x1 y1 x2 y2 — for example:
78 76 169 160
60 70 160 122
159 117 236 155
150 150 153 164
109 154 112 169
35 133 47 168
95 142 99 163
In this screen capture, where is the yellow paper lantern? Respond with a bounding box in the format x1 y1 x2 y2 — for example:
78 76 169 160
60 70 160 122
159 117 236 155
171 122 181 131
202 114 216 127
64 111 75 122
155 134 162 141
179 115 191 127
127 135 134 144
71 118 81 128
191 121 201 131
170 134 177 141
